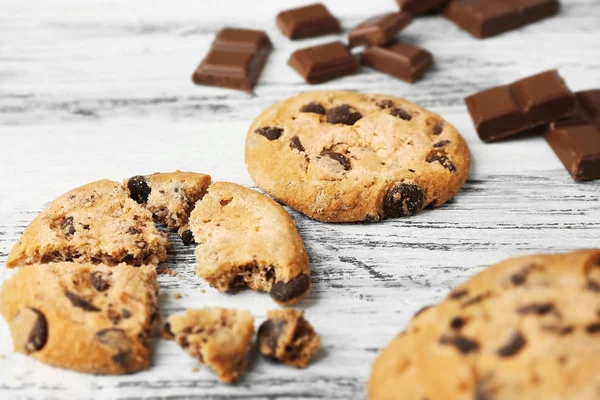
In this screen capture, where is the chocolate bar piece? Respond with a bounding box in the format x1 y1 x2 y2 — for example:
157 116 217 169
361 40 433 83
397 0 450 16
192 28 272 93
276 3 341 40
444 0 560 39
349 12 413 48
545 90 600 181
288 41 358 84
465 70 576 143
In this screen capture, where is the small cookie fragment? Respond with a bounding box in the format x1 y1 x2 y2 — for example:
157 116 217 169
6 180 169 268
0 262 159 374
167 308 255 383
189 182 311 305
257 309 321 368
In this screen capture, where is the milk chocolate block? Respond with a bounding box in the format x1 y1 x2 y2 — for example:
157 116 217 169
276 3 341 40
288 41 358 84
397 0 450 16
545 90 600 181
192 28 272 93
349 12 413 48
361 40 433 83
444 0 560 39
465 70 576 143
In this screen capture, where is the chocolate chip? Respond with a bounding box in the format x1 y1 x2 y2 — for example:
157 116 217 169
587 280 600 292
66 291 100 312
497 331 526 357
290 136 305 152
390 108 412 121
462 292 492 308
180 229 195 246
414 305 432 318
108 309 121 325
258 319 288 355
255 127 284 140
383 183 424 218
61 216 76 236
449 289 469 300
163 322 175 339
95 328 128 347
510 271 527 286
14 307 48 354
111 352 129 368
439 335 480 354
326 104 362 125
128 227 141 235
517 303 554 315
450 317 466 331
433 123 444 135
321 151 351 171
433 140 451 148
426 150 456 172
127 176 151 204
585 323 600 334
122 309 131 319
300 102 326 115
541 325 574 335
377 100 393 109
90 271 111 292
270 273 310 303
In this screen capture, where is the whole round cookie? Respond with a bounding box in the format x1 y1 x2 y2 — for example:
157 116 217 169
245 91 471 222
369 250 600 400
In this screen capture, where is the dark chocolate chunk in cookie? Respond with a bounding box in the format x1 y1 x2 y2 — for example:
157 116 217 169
326 104 362 125
90 271 111 292
66 291 100 312
255 127 284 140
127 175 152 204
497 331 526 357
15 307 48 354
270 273 311 303
383 183 424 218
517 303 554 315
257 319 288 356
449 288 469 300
585 323 600 334
377 99 394 109
433 122 444 135
426 149 456 172
321 151 351 171
61 216 76 236
433 140 451 148
180 229 195 246
300 102 326 115
390 107 412 121
290 136 305 152
439 334 480 354
450 316 467 330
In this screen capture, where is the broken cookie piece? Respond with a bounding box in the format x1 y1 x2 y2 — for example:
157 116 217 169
189 182 311 305
0 262 159 374
257 308 321 368
167 308 255 383
6 180 169 268
124 171 211 244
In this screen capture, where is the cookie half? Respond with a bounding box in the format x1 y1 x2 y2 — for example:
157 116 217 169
124 171 211 243
6 180 169 268
245 91 471 222
0 262 160 374
369 250 600 400
167 308 255 383
188 182 311 305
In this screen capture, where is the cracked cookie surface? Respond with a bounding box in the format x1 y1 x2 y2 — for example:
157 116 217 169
0 262 160 374
6 180 169 268
124 171 211 243
167 308 255 383
369 250 600 400
189 182 311 305
245 91 471 222
257 308 321 368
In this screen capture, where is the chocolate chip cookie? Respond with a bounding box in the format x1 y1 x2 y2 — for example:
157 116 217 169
6 180 169 268
188 182 311 305
257 308 321 368
124 171 211 244
0 262 160 374
166 308 255 383
245 91 471 222
369 250 600 400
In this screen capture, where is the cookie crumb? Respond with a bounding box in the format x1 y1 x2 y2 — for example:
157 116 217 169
0 354 5 360
192 366 199 373
174 293 182 299
157 267 177 276
201 289 206 294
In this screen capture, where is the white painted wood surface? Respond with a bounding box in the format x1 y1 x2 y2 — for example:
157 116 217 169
1 0 599 398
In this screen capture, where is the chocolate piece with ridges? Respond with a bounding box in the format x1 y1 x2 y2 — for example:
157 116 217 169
276 3 341 40
362 40 433 84
465 70 576 143
383 183 424 218
288 42 358 84
397 0 451 16
444 0 560 39
349 12 413 48
270 274 311 304
211 27 272 53
544 90 600 181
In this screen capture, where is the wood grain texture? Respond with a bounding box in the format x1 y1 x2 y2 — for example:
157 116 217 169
1 0 599 398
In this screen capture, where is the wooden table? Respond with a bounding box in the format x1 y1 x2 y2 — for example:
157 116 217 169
1 0 599 398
